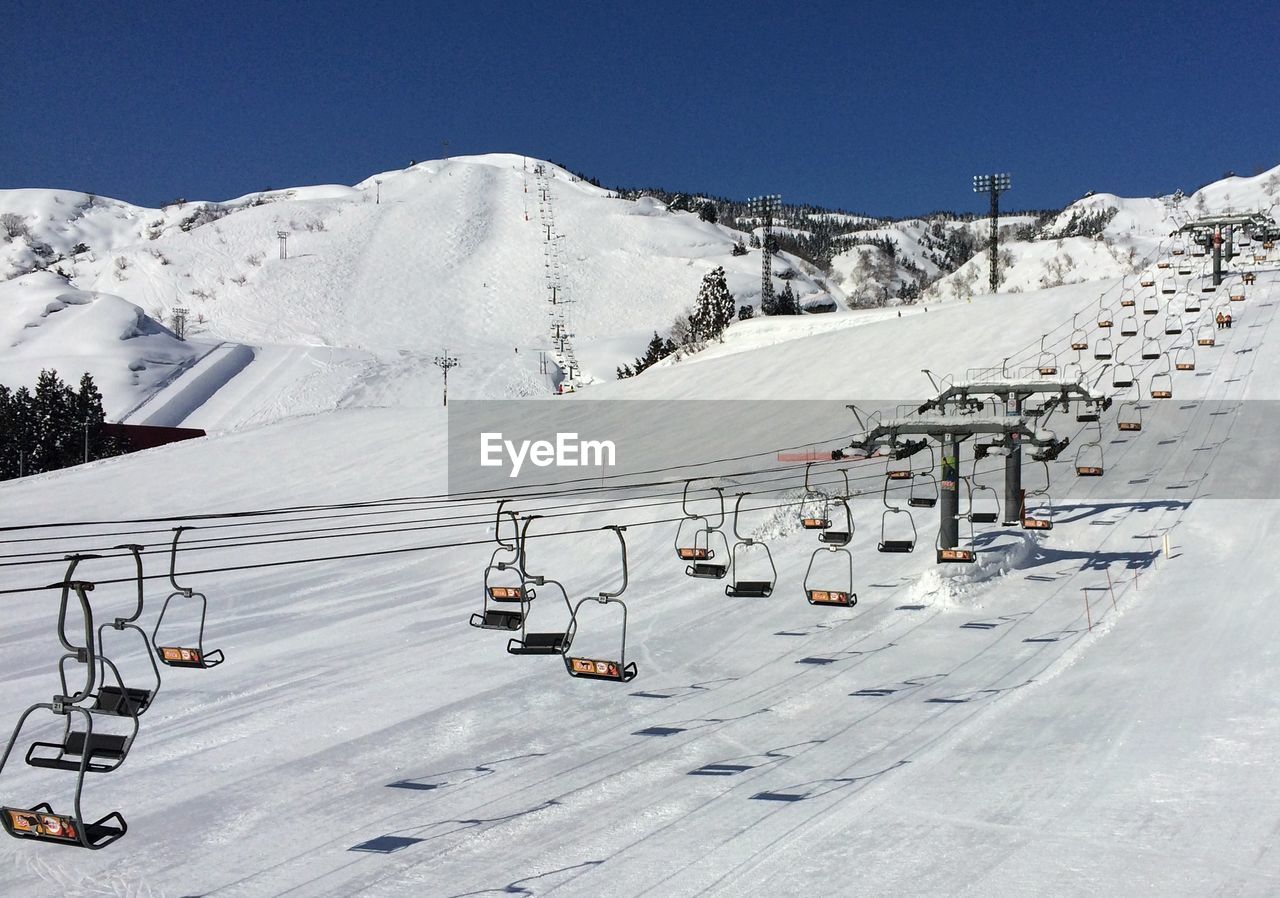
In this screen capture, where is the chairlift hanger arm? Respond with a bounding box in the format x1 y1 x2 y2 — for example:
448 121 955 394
168 527 196 596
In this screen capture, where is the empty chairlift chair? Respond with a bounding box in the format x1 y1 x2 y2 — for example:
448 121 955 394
1140 326 1162 361
1022 462 1055 531
1113 363 1136 389
506 515 575 655
878 477 918 553
1119 292 1136 308
1164 314 1183 336
724 493 777 598
151 528 224 670
1143 294 1161 315
471 501 530 631
1184 292 1201 313
1117 401 1143 432
1097 300 1114 329
804 544 856 607
936 514 976 564
92 547 160 718
966 462 1001 525
0 578 131 849
818 497 854 548
1075 442 1104 477
677 482 731 579
1093 336 1114 361
562 526 638 683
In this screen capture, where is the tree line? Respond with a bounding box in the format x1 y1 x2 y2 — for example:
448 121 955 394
0 370 125 480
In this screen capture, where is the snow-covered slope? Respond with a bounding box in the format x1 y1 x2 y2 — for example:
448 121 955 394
0 234 1277 894
0 273 196 418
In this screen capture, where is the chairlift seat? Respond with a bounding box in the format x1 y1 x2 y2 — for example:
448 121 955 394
725 581 773 598
2 804 126 850
1120 297 1136 307
1201 283 1216 293
1022 518 1052 531
676 547 710 560
1164 323 1183 335
818 530 850 546
1076 466 1104 477
487 585 528 602
507 632 568 655
1140 277 1155 286
91 686 152 718
800 518 831 530
1071 341 1088 351
1077 411 1099 423
1198 336 1216 347
1177 266 1192 276
1151 389 1173 399
686 562 728 579
907 497 936 509
1038 366 1058 376
806 589 856 607
1113 377 1134 388
1230 293 1244 302
886 470 912 480
877 540 915 553
26 732 129 773
1098 318 1113 328
1118 421 1142 432
1141 347 1161 360
937 548 975 564
969 512 999 524
1156 261 1170 269
565 656 636 682
157 646 224 669
470 609 523 631
1176 362 1195 371
1161 284 1176 295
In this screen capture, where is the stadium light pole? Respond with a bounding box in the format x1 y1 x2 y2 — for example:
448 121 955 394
746 194 782 310
972 173 1012 293
433 351 459 407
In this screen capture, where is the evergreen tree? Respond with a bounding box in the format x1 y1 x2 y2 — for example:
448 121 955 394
689 267 735 342
777 281 799 315
698 202 718 224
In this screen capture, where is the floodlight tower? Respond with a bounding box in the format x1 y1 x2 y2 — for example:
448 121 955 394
433 351 459 407
972 173 1012 293
747 194 782 309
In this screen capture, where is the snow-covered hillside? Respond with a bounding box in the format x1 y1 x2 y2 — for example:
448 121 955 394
0 234 1277 894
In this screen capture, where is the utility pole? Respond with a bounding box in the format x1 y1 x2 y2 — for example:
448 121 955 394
747 194 782 310
277 230 289 260
83 419 90 464
972 173 1012 293
375 179 382 205
433 351 459 407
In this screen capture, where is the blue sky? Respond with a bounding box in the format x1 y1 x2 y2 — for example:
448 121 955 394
4 0 1277 215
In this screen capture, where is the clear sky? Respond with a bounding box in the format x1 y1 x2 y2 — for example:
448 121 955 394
5 0 1278 216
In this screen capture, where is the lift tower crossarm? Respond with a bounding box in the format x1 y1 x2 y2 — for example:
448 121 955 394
918 378 1113 416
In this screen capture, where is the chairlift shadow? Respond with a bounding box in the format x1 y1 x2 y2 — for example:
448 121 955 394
632 708 769 738
446 862 606 898
850 673 946 697
385 752 546 792
687 740 824 777
749 759 909 802
349 799 560 854
629 676 738 700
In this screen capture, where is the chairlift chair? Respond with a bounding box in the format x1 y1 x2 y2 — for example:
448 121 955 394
1120 315 1139 337
506 516 575 655
151 528 223 670
804 545 856 607
966 462 1001 525
1140 275 1156 286
936 515 976 564
1076 401 1101 423
471 549 529 632
1229 284 1245 302
1174 346 1196 371
1097 307 1114 328
1150 373 1173 399
725 493 777 597
1021 463 1055 531
818 497 854 547
1163 315 1183 336
562 526 638 682
92 547 160 718
0 579 131 849
1171 239 1185 256
685 526 731 580
1093 337 1113 360
1117 401 1142 432
1184 293 1201 313
799 464 831 530
1161 280 1177 296
878 477 917 552
1196 327 1216 348
1140 324 1162 359
1119 292 1136 308
1070 315 1088 351
1142 294 1160 315
1112 363 1136 389
1075 442 1104 476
